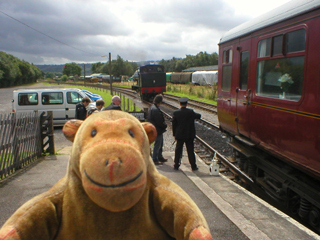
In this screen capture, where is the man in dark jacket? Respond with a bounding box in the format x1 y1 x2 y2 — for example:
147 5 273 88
87 99 105 116
172 97 201 171
102 95 122 111
148 95 167 165
75 97 90 120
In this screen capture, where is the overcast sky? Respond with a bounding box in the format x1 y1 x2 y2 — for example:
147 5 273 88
0 0 291 65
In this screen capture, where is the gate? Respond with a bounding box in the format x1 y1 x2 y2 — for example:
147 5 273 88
0 111 55 181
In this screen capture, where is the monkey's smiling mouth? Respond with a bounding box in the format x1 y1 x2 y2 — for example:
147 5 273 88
84 170 143 188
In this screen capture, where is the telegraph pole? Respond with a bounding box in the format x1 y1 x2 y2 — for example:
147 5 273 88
109 52 113 95
83 64 86 86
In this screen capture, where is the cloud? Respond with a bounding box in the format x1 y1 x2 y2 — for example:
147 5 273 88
138 0 248 30
0 0 275 64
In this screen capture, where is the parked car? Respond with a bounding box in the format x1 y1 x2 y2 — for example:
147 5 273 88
12 88 95 126
81 90 102 101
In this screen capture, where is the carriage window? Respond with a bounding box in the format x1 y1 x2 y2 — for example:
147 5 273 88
286 29 306 53
222 48 233 91
273 35 283 56
222 65 232 91
18 93 38 105
258 38 271 57
256 57 304 100
256 28 305 101
240 51 249 90
42 92 63 104
223 49 233 63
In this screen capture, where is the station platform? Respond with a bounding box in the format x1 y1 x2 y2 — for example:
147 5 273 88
0 148 319 240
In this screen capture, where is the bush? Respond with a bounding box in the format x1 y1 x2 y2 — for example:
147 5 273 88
61 75 68 82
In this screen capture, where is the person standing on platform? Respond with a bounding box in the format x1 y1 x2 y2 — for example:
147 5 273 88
172 97 201 171
148 95 167 165
102 95 122 111
87 99 105 115
75 96 90 120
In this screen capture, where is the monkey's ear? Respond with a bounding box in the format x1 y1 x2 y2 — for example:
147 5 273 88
142 122 157 144
62 119 83 142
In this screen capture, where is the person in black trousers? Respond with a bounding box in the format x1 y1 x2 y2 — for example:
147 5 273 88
172 97 201 171
148 95 167 165
75 97 90 120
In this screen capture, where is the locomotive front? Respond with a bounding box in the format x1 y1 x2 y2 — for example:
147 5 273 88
132 64 166 101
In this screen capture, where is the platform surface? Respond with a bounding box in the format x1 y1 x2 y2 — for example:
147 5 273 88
0 149 319 240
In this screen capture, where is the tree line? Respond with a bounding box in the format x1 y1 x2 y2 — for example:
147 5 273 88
90 55 138 77
0 50 218 86
159 51 218 72
0 51 42 88
90 51 218 77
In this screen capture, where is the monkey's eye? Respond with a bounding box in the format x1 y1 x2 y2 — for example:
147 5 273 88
128 129 134 138
91 129 97 137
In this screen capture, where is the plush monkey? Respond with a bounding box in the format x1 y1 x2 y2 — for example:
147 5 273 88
0 110 212 240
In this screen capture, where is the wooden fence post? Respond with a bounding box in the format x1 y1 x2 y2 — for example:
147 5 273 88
47 111 55 155
12 113 21 169
40 111 55 155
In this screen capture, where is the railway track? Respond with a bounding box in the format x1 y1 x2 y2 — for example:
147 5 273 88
135 88 320 235
61 83 219 126
163 93 217 114
53 82 319 234
159 99 252 185
54 83 258 186
109 85 252 185
111 86 220 127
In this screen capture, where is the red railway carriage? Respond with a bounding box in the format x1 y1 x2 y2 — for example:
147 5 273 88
217 0 320 230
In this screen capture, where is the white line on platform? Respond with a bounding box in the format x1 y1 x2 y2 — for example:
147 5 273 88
180 163 272 240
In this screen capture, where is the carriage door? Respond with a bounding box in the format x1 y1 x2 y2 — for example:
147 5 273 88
235 43 251 137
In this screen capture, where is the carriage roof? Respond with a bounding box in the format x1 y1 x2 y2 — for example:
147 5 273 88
219 0 320 44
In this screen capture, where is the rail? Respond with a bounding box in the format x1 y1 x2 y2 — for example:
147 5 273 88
161 105 253 184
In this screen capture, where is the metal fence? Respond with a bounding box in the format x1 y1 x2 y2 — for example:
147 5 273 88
0 111 54 181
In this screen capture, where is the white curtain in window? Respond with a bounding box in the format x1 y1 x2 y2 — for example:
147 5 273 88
258 40 267 58
256 61 265 94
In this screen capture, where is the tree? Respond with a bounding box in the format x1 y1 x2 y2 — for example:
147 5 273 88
159 52 218 72
63 62 82 77
61 75 68 82
91 62 104 73
19 61 32 84
0 51 22 87
45 72 56 79
112 55 125 77
0 51 42 87
175 60 185 72
101 64 110 74
126 61 138 76
31 64 43 81
92 57 137 77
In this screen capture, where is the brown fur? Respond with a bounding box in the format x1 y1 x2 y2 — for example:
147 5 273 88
0 111 212 240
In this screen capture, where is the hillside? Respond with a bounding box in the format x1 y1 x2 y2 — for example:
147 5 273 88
36 63 92 75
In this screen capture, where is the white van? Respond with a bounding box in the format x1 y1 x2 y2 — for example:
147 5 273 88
12 88 95 126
